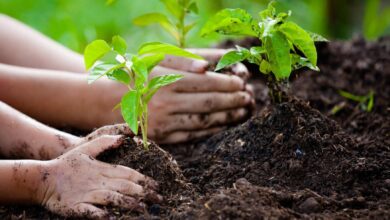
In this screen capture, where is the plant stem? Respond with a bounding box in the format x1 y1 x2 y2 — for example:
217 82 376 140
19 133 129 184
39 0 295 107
140 101 149 150
178 7 186 48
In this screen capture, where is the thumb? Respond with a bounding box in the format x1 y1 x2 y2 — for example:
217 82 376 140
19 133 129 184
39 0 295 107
78 135 123 157
85 124 134 141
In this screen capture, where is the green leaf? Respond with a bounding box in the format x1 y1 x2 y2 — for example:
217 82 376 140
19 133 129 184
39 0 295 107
84 40 111 69
138 42 203 60
184 21 197 34
188 1 198 14
133 13 178 40
138 53 165 72
132 57 149 89
307 31 328 42
259 1 276 20
88 63 124 84
260 60 271 74
201 8 259 37
279 21 317 65
276 11 291 22
367 91 374 112
111 36 127 55
215 50 249 71
264 31 291 80
144 74 183 103
246 46 265 65
160 0 182 18
121 90 139 134
291 55 319 71
107 69 130 85
339 90 365 102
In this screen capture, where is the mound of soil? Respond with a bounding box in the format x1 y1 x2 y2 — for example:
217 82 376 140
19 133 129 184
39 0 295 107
183 98 387 197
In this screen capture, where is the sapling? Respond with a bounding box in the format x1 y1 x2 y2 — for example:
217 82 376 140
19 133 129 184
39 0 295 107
201 1 327 103
133 0 199 48
84 36 203 149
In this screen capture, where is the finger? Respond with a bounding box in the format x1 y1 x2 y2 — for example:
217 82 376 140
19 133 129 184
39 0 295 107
102 165 157 188
157 127 224 144
86 124 133 141
175 71 245 92
173 91 252 113
152 66 245 92
105 179 162 203
104 179 144 196
78 135 123 157
231 62 250 81
246 84 255 97
159 55 209 73
70 203 108 218
84 190 145 212
166 108 248 132
187 48 231 63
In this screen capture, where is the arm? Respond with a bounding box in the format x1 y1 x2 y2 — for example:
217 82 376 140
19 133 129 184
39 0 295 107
0 14 85 72
0 63 124 130
0 160 46 204
0 101 79 159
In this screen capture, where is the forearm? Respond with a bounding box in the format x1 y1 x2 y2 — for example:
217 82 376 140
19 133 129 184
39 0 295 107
0 101 80 159
0 14 85 73
0 63 123 130
0 160 47 204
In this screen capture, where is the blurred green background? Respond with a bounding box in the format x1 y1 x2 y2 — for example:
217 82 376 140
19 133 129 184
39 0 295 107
1 0 389 53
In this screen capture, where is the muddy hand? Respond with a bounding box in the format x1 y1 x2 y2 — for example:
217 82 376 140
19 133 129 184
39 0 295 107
160 48 250 81
38 135 161 218
147 66 253 144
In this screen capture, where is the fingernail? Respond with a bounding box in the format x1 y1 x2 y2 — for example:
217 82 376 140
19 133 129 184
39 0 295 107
193 60 209 73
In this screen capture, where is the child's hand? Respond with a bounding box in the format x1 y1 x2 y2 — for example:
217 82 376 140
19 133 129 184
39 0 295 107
39 135 160 218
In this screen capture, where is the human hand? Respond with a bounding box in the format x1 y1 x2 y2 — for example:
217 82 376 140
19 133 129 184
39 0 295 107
38 135 161 218
88 49 254 144
147 65 253 144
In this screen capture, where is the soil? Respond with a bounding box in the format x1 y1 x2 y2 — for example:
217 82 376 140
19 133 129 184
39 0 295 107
1 37 389 219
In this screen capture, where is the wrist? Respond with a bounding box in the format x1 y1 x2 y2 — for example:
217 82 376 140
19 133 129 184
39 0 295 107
0 160 49 205
34 160 56 206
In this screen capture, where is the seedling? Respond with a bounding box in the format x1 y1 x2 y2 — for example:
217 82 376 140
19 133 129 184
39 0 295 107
335 90 375 113
133 0 199 48
84 36 203 149
201 1 327 103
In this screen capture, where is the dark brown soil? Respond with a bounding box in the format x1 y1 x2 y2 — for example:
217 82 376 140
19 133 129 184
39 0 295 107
1 37 389 219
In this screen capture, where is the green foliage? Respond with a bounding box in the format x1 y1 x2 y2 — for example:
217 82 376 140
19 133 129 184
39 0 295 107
84 35 202 149
363 0 390 40
202 1 326 102
133 0 199 47
201 8 259 37
339 90 375 112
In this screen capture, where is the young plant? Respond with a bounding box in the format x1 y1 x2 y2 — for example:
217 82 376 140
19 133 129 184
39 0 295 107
84 36 203 149
339 90 374 112
133 0 199 48
201 1 327 103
